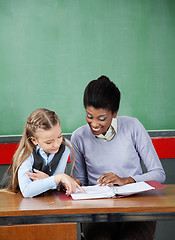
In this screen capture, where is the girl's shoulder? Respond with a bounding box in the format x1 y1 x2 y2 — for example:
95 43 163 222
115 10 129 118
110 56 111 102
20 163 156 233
64 137 71 144
63 137 72 149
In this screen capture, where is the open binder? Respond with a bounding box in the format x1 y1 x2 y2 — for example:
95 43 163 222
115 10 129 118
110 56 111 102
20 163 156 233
71 180 165 200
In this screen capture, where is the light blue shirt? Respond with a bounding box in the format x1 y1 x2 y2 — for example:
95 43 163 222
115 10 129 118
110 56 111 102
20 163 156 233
18 140 71 198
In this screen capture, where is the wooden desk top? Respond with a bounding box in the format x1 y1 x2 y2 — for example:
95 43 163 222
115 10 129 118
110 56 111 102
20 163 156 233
0 185 175 224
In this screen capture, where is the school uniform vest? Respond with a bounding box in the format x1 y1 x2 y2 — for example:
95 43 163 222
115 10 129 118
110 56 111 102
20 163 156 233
32 144 65 176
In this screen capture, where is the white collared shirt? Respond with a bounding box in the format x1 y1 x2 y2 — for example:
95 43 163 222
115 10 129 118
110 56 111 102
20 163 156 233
96 118 117 141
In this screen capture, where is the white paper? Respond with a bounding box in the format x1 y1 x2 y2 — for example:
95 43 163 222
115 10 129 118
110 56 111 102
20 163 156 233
110 182 155 195
71 182 155 200
71 185 115 200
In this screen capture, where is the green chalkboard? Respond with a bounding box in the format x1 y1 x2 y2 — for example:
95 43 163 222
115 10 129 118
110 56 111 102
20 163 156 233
0 0 175 135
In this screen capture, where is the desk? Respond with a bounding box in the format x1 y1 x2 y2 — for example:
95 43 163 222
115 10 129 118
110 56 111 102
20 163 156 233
0 185 175 240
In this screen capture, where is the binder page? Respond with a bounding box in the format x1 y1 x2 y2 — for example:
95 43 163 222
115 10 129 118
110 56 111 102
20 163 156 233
71 185 115 200
71 181 157 200
110 182 155 195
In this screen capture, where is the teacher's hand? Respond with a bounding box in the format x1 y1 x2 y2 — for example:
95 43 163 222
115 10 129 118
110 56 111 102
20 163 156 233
97 172 135 186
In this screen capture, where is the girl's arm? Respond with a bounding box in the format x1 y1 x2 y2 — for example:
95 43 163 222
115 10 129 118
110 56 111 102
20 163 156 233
18 149 83 198
54 173 85 195
18 155 58 198
26 145 71 181
26 170 84 195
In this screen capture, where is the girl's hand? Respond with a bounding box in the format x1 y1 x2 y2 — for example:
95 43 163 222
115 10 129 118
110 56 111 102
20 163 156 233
54 173 85 195
26 169 49 181
59 178 82 192
72 177 82 186
97 172 135 186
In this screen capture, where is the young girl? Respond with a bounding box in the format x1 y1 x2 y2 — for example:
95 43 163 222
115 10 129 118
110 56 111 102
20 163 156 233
0 108 83 198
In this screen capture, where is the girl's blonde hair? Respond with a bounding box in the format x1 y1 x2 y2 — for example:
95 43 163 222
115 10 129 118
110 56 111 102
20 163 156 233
1 108 75 193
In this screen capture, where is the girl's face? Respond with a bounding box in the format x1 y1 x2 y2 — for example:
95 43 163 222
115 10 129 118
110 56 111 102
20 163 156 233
85 106 117 135
30 123 62 155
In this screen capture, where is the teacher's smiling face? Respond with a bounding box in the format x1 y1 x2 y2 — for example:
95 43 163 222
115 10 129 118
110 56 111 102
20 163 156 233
85 106 117 136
